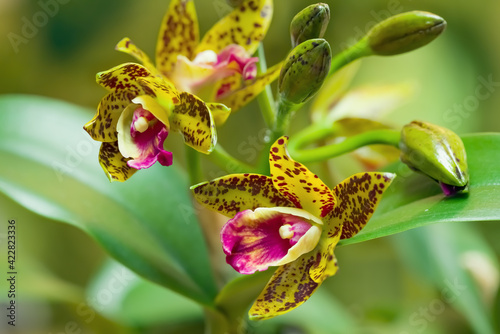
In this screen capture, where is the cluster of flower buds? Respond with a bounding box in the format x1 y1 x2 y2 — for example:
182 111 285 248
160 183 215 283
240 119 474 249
278 4 332 110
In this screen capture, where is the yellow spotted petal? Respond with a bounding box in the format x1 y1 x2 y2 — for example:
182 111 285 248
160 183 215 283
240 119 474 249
217 62 282 111
96 63 154 96
249 252 323 320
310 173 395 281
333 172 396 239
191 174 293 218
98 141 137 182
269 137 335 218
115 38 158 75
206 103 231 126
308 225 341 283
84 92 129 142
196 0 273 55
137 76 180 111
170 92 216 154
156 0 199 76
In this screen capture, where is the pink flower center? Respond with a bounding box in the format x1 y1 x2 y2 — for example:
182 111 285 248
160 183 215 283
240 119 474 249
127 107 172 169
221 208 321 274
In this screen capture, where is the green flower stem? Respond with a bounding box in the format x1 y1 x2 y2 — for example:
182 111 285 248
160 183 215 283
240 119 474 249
186 146 203 185
289 128 401 163
209 145 256 174
256 43 276 128
272 99 300 142
328 39 372 77
288 122 335 152
204 308 232 334
257 99 300 174
288 122 338 185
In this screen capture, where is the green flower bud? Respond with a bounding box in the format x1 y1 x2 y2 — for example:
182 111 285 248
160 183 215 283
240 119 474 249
366 11 446 56
399 121 469 196
290 3 330 48
278 38 332 106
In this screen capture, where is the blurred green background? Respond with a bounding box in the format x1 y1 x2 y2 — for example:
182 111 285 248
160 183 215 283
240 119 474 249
0 0 499 333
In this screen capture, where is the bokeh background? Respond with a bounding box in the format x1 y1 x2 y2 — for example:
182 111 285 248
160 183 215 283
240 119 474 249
0 0 499 333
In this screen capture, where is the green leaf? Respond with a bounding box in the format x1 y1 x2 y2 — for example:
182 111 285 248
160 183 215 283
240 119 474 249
87 260 203 327
393 223 498 334
339 133 500 246
0 95 218 306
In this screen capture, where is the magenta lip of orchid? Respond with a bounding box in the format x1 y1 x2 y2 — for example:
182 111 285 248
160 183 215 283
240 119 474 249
117 103 173 170
221 207 323 275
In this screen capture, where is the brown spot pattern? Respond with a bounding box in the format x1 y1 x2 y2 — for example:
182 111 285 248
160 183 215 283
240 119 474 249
192 174 294 218
249 253 321 320
195 0 273 55
97 63 152 95
269 137 336 219
171 92 216 153
308 231 341 283
84 92 129 142
98 141 137 182
138 76 179 104
156 0 199 76
206 102 231 126
330 172 395 239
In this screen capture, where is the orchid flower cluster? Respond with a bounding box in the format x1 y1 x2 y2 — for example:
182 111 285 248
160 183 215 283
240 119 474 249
84 0 468 322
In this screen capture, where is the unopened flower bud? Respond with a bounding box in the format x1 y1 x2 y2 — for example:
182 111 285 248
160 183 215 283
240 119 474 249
278 38 332 106
399 121 469 196
366 11 446 56
290 3 330 48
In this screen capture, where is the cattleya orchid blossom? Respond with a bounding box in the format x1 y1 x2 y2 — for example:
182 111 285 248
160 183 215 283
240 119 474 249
117 0 279 112
84 0 279 181
192 136 395 319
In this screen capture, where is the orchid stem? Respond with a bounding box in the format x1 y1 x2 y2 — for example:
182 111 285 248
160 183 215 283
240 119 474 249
209 145 256 174
288 128 401 163
329 39 371 77
256 43 276 129
288 122 335 152
204 308 231 334
185 146 203 185
256 99 298 174
271 99 300 143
